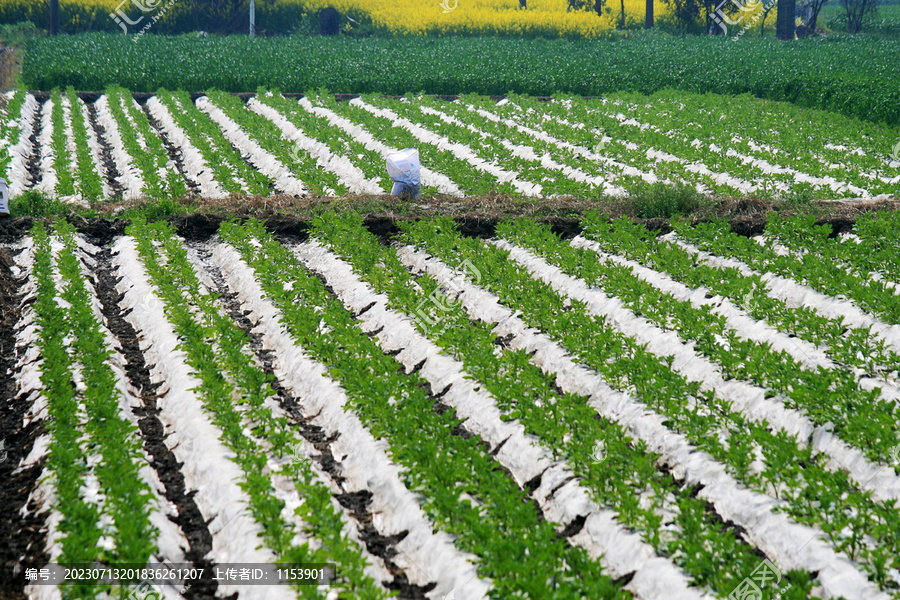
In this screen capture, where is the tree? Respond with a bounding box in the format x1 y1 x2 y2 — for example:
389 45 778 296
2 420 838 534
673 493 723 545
759 0 775 34
49 0 59 34
319 6 340 34
568 0 605 16
646 0 654 27
663 0 703 30
188 0 250 34
840 0 877 32
620 0 626 26
797 0 828 31
776 0 795 38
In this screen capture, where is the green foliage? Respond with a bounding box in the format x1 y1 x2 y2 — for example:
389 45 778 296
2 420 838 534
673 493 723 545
22 33 900 126
49 89 76 197
66 87 105 201
0 0 303 35
221 218 633 599
30 222 104 590
11 190 70 217
206 90 346 195
117 197 191 222
128 218 388 599
661 0 705 32
0 88 27 178
677 214 900 325
400 214 900 587
54 218 159 565
506 217 900 579
104 85 188 200
311 212 775 596
822 3 900 35
568 0 607 17
628 181 705 218
0 20 38 44
157 89 273 195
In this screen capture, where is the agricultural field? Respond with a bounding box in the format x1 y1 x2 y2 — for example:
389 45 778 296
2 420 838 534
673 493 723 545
22 34 900 127
1 88 899 206
4 209 900 599
5 3 900 597
0 0 657 37
260 0 661 36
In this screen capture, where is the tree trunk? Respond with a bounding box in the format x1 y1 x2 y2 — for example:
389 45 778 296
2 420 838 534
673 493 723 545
808 0 825 31
776 0 795 38
760 5 773 34
50 0 60 34
646 0 654 27
620 0 626 27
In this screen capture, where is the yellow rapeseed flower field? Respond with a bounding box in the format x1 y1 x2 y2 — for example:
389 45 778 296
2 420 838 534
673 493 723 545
298 0 669 37
0 0 674 36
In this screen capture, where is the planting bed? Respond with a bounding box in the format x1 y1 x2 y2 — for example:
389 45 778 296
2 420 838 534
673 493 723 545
2 89 899 205
2 210 900 600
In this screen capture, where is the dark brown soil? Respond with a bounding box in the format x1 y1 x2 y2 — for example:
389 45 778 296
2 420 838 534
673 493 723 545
169 214 225 241
190 244 436 599
23 98 41 191
68 216 128 246
0 245 49 599
5 193 898 248
139 102 202 196
89 245 226 600
85 100 125 198
81 194 899 244
0 218 33 244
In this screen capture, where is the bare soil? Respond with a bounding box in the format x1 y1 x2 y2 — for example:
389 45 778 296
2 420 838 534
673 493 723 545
0 245 49 600
0 195 897 245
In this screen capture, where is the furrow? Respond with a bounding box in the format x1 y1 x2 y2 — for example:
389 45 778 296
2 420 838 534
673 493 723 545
54 231 186 566
499 239 900 502
77 236 223 600
350 98 542 196
297 98 462 197
1 239 50 599
398 244 889 600
83 98 122 198
466 103 661 185
144 96 224 198
94 95 144 199
7 93 38 198
196 96 307 197
186 242 403 594
221 220 639 599
249 97 383 196
570 234 900 404
373 96 615 197
58 95 81 201
34 97 57 195
111 235 295 600
208 239 489 600
669 233 900 353
294 239 710 600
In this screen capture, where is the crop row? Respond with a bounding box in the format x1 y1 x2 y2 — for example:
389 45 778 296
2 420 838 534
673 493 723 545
8 211 900 599
22 34 900 128
3 89 898 205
